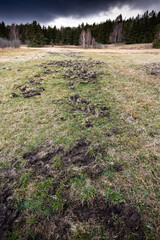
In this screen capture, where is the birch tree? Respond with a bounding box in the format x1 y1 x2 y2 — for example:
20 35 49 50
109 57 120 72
9 24 20 40
79 30 86 48
86 28 92 47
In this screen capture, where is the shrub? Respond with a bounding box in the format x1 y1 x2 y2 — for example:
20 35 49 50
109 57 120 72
153 37 160 48
10 39 21 48
0 38 21 48
0 38 8 48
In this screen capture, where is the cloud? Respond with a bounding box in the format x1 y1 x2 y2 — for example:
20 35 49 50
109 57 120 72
1 0 160 24
46 5 144 28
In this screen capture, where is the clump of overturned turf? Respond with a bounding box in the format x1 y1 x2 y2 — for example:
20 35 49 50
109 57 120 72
0 184 19 240
68 94 110 117
22 138 96 175
70 196 145 239
0 184 145 240
62 139 94 167
22 87 45 98
39 58 104 87
145 63 160 76
0 138 145 240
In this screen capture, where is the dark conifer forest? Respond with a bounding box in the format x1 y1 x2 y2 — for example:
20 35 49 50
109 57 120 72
0 10 160 47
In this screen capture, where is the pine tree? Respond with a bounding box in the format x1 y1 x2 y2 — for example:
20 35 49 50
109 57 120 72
0 22 9 38
1 10 160 47
27 21 46 47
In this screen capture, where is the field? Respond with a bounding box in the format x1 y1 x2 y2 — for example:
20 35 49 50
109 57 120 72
0 44 160 240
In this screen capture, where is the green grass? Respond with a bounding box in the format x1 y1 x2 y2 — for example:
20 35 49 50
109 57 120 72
0 48 160 239
15 178 62 216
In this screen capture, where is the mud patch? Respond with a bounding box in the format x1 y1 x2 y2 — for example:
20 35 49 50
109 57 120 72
11 79 45 99
22 87 45 98
86 164 103 179
68 94 110 116
43 195 145 240
62 139 94 167
23 145 62 177
0 184 19 240
23 139 98 176
0 186 145 240
68 94 90 105
23 146 62 166
34 74 41 78
39 58 104 87
71 197 145 239
4 138 144 240
43 69 54 74
20 85 28 92
11 93 18 98
107 161 123 172
84 119 93 128
29 79 43 85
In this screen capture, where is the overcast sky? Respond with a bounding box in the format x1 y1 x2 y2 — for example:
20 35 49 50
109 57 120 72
1 0 160 27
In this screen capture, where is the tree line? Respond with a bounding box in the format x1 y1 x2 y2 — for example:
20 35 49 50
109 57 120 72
0 10 160 47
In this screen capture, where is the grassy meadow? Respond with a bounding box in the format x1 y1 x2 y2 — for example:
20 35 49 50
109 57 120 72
0 45 160 240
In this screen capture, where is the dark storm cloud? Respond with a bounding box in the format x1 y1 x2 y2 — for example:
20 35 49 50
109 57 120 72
1 0 160 23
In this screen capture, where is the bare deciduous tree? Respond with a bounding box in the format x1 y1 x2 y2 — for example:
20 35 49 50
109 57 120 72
79 28 94 48
86 28 92 47
9 24 20 40
109 15 123 44
79 30 86 48
109 22 123 43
